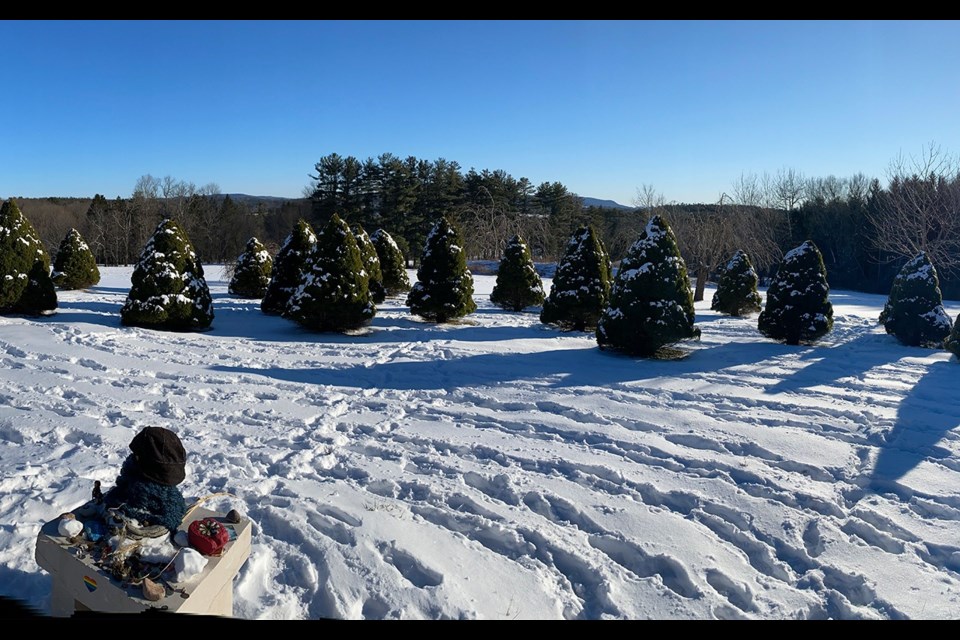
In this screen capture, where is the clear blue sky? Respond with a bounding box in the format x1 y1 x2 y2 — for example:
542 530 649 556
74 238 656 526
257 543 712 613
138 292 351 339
3 20 959 205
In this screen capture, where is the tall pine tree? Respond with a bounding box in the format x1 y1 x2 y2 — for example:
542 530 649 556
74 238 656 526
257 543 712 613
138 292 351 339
597 215 700 356
878 252 952 347
710 250 762 316
229 237 273 299
540 225 611 331
406 217 476 322
285 214 376 332
353 224 386 304
371 228 411 296
0 199 57 315
121 219 213 330
52 228 100 290
757 240 833 345
261 219 317 315
490 234 545 312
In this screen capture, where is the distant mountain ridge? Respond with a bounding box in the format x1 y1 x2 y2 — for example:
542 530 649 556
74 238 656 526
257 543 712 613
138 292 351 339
221 194 300 208
222 193 634 211
579 196 633 210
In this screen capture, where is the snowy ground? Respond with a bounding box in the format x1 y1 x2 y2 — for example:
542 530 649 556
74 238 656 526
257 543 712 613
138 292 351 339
1 266 959 620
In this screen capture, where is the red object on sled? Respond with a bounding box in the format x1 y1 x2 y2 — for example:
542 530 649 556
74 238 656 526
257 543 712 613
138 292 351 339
188 517 229 556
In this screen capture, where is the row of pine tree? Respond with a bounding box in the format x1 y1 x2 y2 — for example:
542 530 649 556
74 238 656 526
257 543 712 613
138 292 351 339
2 197 959 359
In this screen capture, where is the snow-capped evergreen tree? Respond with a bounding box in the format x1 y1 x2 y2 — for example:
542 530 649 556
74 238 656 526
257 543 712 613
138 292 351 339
597 215 700 356
353 224 385 304
757 240 833 345
120 218 213 330
540 225 611 331
490 234 545 312
0 198 57 315
228 237 273 299
52 228 100 290
945 315 960 358
261 219 317 315
371 228 411 297
406 217 476 322
878 252 952 347
22 259 58 316
284 214 375 332
711 249 762 317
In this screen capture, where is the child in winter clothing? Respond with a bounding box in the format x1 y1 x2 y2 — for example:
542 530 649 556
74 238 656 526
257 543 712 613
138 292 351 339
103 427 188 532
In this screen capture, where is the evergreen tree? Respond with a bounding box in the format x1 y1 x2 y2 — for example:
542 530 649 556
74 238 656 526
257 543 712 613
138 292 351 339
0 199 57 315
757 240 833 345
52 228 100 290
371 228 411 296
21 259 58 316
120 219 213 330
540 225 611 331
945 315 960 359
353 224 386 304
261 219 317 315
710 249 762 316
878 252 952 347
406 217 476 322
490 234 545 312
284 214 375 332
228 237 273 299
597 215 700 356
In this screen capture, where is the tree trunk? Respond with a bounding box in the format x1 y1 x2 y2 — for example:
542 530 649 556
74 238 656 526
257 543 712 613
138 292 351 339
694 264 708 302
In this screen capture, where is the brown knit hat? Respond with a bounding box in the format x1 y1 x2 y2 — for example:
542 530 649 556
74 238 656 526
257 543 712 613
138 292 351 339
129 427 186 486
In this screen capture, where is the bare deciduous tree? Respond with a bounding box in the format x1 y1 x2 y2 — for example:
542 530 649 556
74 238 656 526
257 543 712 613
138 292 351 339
772 167 806 212
160 175 197 221
864 143 960 276
667 182 784 301
454 186 513 262
671 199 733 302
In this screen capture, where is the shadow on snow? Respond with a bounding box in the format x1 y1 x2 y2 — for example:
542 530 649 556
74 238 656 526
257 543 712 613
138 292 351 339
764 333 905 395
0 564 50 617
209 338 775 392
870 359 960 488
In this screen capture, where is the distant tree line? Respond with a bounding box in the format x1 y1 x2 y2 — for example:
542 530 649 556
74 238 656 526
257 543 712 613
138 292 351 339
9 143 960 299
11 178 312 268
305 152 594 263
646 145 960 300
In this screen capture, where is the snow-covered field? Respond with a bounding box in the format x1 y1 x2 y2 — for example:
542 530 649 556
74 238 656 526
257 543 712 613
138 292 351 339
1 267 959 620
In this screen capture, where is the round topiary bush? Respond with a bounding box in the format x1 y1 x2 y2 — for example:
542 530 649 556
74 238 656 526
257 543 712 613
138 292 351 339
371 228 411 297
597 215 700 356
52 228 100 290
540 225 611 331
711 249 762 317
229 237 273 299
120 218 213 330
406 217 476 323
0 199 57 315
879 252 952 347
284 214 376 332
490 234 545 312
261 219 317 315
757 240 833 345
